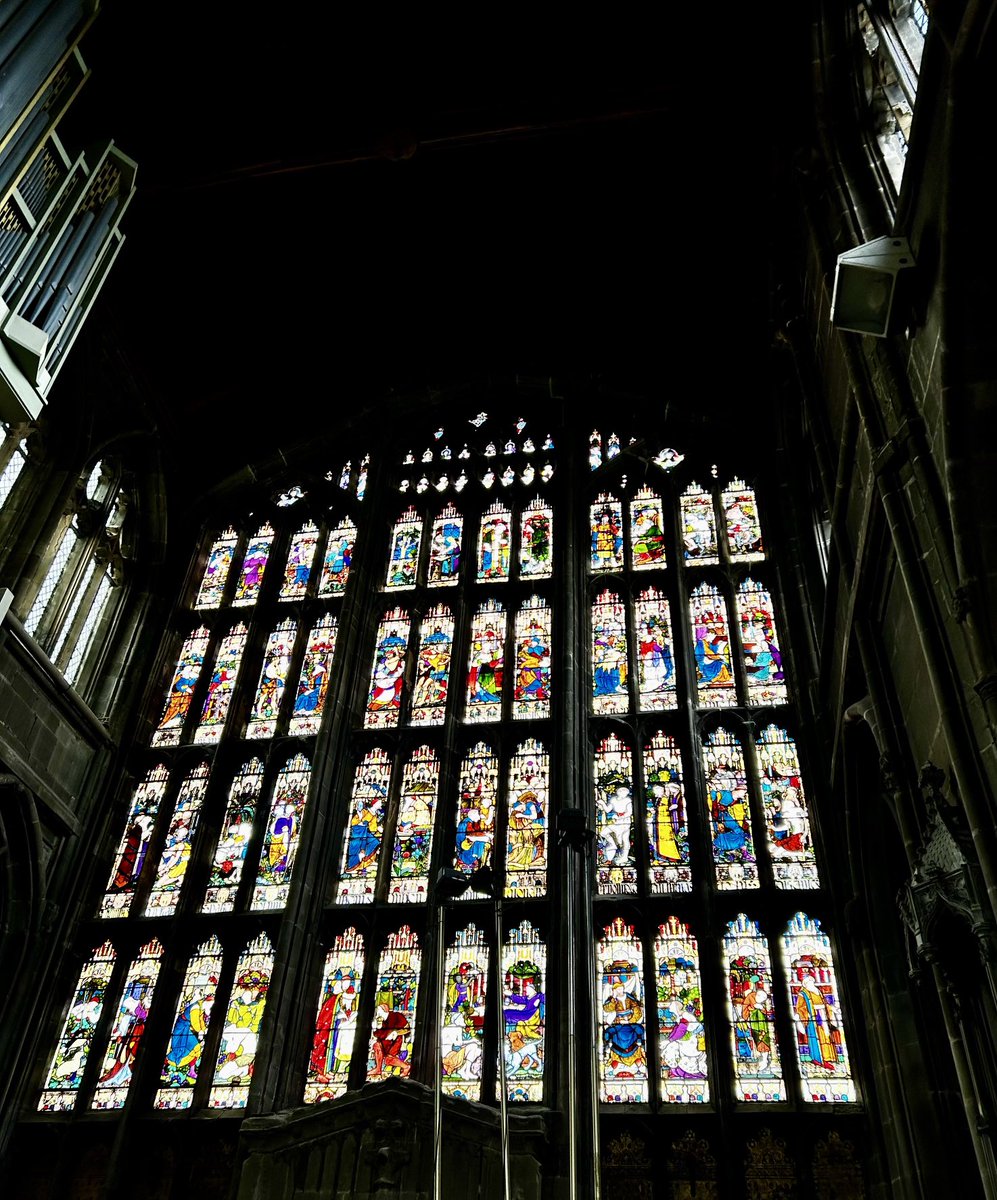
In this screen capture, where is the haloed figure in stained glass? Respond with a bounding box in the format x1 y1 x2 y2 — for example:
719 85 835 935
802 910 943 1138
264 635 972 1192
601 961 647 1077
657 955 707 1084
503 962 545 1079
310 968 361 1084
164 982 215 1085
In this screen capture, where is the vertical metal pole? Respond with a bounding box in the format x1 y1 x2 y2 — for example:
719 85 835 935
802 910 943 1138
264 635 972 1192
434 900 445 1200
495 896 510 1200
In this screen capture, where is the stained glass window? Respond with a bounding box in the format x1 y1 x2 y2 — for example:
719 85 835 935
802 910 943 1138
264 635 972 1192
289 612 339 736
193 622 249 744
590 493 624 571
441 925 489 1101
756 726 819 889
589 430 602 470
723 479 765 562
453 742 499 882
505 739 549 898
725 915 784 1101
366 926 421 1081
477 501 512 582
386 508 422 590
151 626 210 747
634 586 677 711
630 486 667 570
595 732 636 896
427 503 462 586
680 483 718 565
251 752 312 910
279 520 320 601
89 939 164 1109
195 528 238 608
465 599 505 723
592 589 629 714
703 727 758 889
597 918 648 1102
519 497 553 579
502 921 546 1102
155 936 223 1109
305 929 365 1103
38 942 116 1111
337 748 392 903
246 618 296 738
410 605 453 726
644 731 691 893
654 918 709 1102
513 595 551 719
690 582 736 708
389 745 440 903
202 758 264 913
145 761 211 915
364 608 410 728
232 522 275 607
737 578 787 706
318 518 356 597
208 933 273 1108
99 764 171 917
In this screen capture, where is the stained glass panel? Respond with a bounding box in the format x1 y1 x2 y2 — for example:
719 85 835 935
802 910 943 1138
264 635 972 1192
194 528 237 609
366 926 421 1081
680 483 718 565
99 764 170 917
441 925 489 1100
519 498 553 579
644 732 691 893
756 726 819 889
145 762 211 915
453 742 499 883
590 493 624 571
477 501 512 582
364 608 410 728
630 486 667 570
410 605 453 726
654 918 709 1102
193 622 248 744
91 938 164 1109
389 745 440 903
427 503 462 586
246 618 296 738
595 732 637 895
634 586 677 711
690 583 736 708
465 599 505 723
513 595 551 720
232 522 275 607
505 739 549 898
385 507 422 590
592 589 629 715
318 518 356 597
703 727 758 889
337 748 392 903
502 921 546 1101
151 626 210 747
589 430 602 471
723 479 765 562
38 942 116 1111
155 936 223 1108
305 929 365 1103
738 579 788 706
597 917 649 1102
202 758 264 913
251 752 312 910
208 933 273 1108
725 915 784 1101
279 520 319 601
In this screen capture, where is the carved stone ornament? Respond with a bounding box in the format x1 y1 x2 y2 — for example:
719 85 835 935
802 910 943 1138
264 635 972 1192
744 1128 798 1200
601 1131 653 1200
668 1130 718 1200
813 1130 865 1200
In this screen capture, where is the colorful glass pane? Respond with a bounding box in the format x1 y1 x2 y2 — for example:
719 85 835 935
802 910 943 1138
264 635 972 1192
477 501 512 582
99 764 170 917
465 599 505 723
690 582 736 707
784 913 856 1101
453 742 499 883
318 518 356 597
151 626 210 746
91 938 164 1109
193 622 248 744
634 586 677 711
279 520 320 601
385 507 422 590
589 430 602 471
502 921 546 1102
389 745 440 903
513 595 551 719
725 915 784 1101
289 612 339 736
364 608 410 728
337 748 392 903
251 752 312 910
644 732 691 893
703 727 758 889
208 933 273 1108
595 732 637 895
305 929 365 1103
145 762 211 915
202 758 264 913
441 925 489 1100
427 503 462 586
246 618 296 738
366 926 421 1081
592 589 629 714
654 917 709 1102
590 493 624 571
232 522 275 606
410 604 453 726
38 942 116 1111
155 936 223 1108
194 527 237 608
519 498 553 579
738 578 788 705
680 483 718 564
597 917 649 1102
630 486 667 570
357 455 369 501
723 478 765 562
505 739 549 898
757 726 819 889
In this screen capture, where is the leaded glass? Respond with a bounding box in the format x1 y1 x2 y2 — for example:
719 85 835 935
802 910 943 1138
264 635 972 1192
513 595 551 720
410 605 453 726
589 430 602 471
246 618 296 738
502 921 546 1102
725 915 784 1101
337 748 392 903
364 608 410 728
305 929 365 1103
654 918 709 1102
703 727 758 889
151 626 210 747
251 752 311 910
389 745 440 903
634 586 677 711
595 732 637 895
49 557 96 663
477 501 512 582
289 612 338 736
193 622 248 744
38 942 116 1111
591 493 624 571
366 926 421 1081
738 579 787 706
441 925 489 1100
644 732 691 894
465 599 505 723
90 939 164 1109
505 739 549 898
680 483 718 565
231 522 274 607
318 518 356 597
208 933 273 1108
597 917 648 1102
519 497 553 579
756 726 819 889
453 742 499 883
24 525 76 636
99 764 170 917
783 913 855 1101
279 520 319 601
690 583 736 708
630 486 667 570
155 936 223 1108
145 762 211 915
592 589 629 715
357 455 369 501
195 528 238 608
427 503 462 586
723 479 764 562
386 507 422 590
202 758 264 913
64 570 113 685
